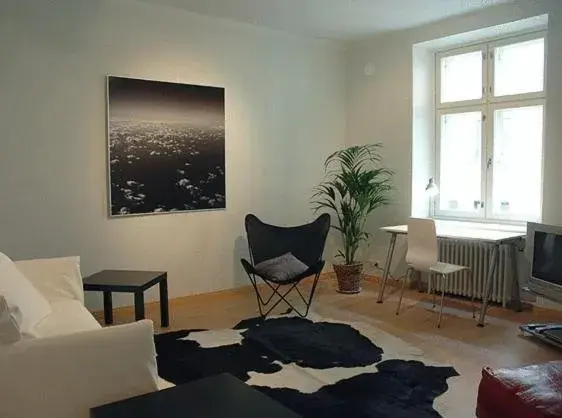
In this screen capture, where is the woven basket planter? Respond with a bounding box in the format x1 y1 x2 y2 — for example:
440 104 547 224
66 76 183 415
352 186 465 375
333 263 363 294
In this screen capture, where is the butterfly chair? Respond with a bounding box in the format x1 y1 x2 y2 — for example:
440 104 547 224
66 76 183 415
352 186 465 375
240 213 331 318
395 217 475 328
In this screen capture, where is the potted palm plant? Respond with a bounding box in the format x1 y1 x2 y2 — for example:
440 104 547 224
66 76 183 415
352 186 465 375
312 144 393 294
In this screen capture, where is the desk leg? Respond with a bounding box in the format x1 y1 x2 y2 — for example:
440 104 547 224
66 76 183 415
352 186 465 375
508 241 523 312
103 291 113 325
159 277 169 327
377 232 398 304
477 243 499 327
134 291 145 321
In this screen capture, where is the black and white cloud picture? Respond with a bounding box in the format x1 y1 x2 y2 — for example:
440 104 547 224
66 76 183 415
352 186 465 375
107 76 226 217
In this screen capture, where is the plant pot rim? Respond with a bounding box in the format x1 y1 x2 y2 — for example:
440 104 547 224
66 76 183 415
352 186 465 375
333 262 363 267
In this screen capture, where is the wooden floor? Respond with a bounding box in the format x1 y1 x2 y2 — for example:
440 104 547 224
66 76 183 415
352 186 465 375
93 274 562 417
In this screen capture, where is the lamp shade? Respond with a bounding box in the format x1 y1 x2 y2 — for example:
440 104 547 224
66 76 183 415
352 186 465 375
425 178 439 197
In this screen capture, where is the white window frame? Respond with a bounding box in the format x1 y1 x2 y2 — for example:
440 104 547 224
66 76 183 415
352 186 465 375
435 106 486 219
488 32 548 104
485 99 546 222
436 43 487 109
433 30 547 224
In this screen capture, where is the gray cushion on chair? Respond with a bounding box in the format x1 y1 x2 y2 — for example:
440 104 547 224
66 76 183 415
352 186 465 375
254 253 309 283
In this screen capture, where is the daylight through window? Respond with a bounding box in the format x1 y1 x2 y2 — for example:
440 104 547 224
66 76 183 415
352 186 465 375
435 32 546 222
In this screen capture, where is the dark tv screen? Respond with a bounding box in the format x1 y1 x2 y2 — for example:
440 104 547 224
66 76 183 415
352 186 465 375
532 231 562 287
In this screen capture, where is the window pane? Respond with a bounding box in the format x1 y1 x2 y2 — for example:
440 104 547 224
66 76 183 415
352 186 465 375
494 38 545 97
440 51 482 103
439 112 482 212
492 105 543 219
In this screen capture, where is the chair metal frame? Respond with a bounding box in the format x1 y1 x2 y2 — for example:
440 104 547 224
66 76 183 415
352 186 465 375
245 264 323 318
395 218 476 328
396 267 476 328
241 213 330 318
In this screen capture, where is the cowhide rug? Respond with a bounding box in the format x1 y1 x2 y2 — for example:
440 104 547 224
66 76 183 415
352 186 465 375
154 314 459 418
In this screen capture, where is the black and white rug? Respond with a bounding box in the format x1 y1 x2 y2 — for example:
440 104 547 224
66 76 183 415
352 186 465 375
154 314 459 418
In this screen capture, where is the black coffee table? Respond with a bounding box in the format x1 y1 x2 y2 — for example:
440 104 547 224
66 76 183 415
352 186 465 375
83 270 169 327
90 373 301 418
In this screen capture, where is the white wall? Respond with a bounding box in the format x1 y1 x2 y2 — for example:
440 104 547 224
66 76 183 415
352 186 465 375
0 0 346 309
347 0 562 269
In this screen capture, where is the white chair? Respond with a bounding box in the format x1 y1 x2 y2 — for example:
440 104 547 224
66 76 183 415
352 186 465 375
395 217 475 328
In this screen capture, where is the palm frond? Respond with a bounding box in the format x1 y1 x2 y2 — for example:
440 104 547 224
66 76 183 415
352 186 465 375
311 143 394 265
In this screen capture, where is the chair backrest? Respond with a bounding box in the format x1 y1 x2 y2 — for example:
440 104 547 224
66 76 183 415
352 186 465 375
406 217 438 271
244 213 331 266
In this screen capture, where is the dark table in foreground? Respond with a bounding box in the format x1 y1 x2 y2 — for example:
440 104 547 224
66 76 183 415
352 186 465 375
90 373 302 418
83 270 169 327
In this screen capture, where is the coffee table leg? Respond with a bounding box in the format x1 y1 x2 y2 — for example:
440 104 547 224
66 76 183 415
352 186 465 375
103 291 113 325
134 291 145 321
160 277 169 327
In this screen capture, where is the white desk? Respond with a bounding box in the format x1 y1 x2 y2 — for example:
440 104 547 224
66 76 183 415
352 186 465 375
376 224 525 327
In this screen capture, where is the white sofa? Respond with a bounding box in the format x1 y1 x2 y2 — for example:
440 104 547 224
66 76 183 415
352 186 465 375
0 255 159 418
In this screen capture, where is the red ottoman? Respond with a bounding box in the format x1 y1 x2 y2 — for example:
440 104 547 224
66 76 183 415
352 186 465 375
476 361 562 418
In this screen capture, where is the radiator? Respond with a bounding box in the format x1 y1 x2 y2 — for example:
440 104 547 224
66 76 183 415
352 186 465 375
436 240 512 306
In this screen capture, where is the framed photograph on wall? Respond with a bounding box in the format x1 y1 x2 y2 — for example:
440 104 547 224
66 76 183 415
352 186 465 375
106 76 226 217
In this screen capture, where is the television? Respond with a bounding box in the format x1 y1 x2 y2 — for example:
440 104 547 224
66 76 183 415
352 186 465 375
527 222 562 304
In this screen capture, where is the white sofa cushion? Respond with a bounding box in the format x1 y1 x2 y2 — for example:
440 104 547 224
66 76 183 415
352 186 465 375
0 295 21 344
0 319 159 418
34 300 101 338
15 256 84 304
0 252 51 337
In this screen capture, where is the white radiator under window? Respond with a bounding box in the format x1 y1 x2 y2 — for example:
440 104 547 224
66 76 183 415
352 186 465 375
436 240 512 306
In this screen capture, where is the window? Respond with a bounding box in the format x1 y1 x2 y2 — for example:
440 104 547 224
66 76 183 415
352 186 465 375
435 32 546 223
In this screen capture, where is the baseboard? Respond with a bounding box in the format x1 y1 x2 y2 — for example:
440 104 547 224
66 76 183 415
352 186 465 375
534 296 562 312
90 272 336 316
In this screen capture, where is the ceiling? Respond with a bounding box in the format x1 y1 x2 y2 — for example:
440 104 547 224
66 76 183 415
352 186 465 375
139 0 515 41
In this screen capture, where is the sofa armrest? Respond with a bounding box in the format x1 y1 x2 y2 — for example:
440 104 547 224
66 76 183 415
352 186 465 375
14 256 85 304
0 319 158 418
